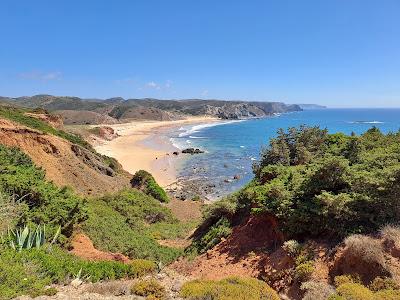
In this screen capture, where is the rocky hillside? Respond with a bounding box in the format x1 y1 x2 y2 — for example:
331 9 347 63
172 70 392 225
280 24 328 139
0 106 130 195
1 94 302 124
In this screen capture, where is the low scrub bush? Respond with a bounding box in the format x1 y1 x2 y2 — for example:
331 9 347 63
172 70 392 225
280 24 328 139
301 280 335 300
0 246 156 299
369 277 399 291
180 276 280 300
130 170 169 203
83 193 182 264
131 279 166 300
334 274 362 287
282 239 302 257
0 145 87 241
330 283 375 300
374 289 400 299
0 191 22 234
129 259 156 277
344 235 385 267
294 261 314 282
380 225 400 249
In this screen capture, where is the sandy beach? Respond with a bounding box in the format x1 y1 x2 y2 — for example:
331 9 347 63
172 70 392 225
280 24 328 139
93 116 220 187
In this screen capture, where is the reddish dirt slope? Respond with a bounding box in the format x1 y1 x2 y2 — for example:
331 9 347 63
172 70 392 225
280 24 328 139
70 233 130 263
172 214 290 280
0 118 130 196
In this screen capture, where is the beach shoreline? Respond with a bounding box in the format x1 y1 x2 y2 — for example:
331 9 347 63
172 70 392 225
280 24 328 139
93 116 220 187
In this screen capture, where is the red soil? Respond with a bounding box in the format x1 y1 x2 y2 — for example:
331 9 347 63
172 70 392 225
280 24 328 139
172 214 290 281
70 233 130 263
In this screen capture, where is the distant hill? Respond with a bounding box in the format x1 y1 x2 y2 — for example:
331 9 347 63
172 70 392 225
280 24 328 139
1 95 303 124
297 103 327 109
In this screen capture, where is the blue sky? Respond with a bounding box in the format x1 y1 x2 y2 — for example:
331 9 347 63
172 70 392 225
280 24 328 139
1 1 399 107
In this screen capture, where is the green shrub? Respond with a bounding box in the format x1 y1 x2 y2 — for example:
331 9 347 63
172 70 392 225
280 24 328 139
329 283 375 300
212 126 400 239
129 259 156 277
131 279 166 299
369 277 399 291
186 217 232 256
180 276 280 300
294 261 314 282
282 239 302 257
375 289 400 300
0 250 50 299
0 246 157 299
83 192 182 264
334 274 361 287
0 145 87 241
131 170 169 203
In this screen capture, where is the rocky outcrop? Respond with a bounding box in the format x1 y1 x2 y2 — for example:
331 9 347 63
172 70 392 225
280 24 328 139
181 148 205 154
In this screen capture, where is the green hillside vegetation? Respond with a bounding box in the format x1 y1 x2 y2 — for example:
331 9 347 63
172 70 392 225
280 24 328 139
0 144 87 242
83 189 186 263
131 170 169 202
0 246 156 299
180 277 280 300
194 126 400 249
0 133 190 298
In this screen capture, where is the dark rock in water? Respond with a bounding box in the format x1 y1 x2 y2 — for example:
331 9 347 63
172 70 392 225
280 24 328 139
182 148 204 154
233 174 241 180
172 151 179 155
223 163 229 168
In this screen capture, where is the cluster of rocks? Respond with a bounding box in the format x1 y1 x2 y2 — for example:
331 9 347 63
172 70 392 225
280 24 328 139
172 148 204 156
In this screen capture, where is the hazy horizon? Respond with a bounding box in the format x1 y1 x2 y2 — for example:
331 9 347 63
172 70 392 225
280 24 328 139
1 1 399 108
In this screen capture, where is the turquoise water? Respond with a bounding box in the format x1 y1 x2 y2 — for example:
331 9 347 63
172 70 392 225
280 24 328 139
171 108 400 199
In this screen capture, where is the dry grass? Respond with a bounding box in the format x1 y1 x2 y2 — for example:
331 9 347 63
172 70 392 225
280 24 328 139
380 225 400 248
0 192 22 234
84 281 130 296
301 280 335 300
344 234 385 267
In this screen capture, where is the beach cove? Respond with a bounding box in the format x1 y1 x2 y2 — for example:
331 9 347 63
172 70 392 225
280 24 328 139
93 116 220 187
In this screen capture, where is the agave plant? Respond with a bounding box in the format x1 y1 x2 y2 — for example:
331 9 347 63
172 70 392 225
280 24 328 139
8 224 61 251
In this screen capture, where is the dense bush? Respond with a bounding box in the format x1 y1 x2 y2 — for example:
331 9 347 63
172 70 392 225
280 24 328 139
180 277 280 300
0 246 155 299
83 190 183 263
294 261 314 282
329 281 400 300
0 145 87 240
206 126 400 240
130 170 169 203
131 279 166 299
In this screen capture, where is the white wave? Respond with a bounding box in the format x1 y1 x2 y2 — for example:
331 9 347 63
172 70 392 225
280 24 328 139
178 120 244 137
240 145 245 148
348 120 384 124
189 136 207 139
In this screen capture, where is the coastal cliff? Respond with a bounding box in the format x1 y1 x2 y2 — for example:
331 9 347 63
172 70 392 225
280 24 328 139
1 94 302 124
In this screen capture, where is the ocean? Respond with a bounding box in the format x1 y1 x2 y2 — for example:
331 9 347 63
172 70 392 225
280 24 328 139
170 108 400 199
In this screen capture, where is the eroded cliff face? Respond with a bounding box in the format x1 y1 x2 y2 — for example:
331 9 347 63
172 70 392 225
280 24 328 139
0 118 130 196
